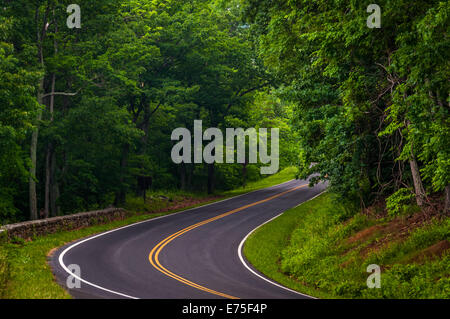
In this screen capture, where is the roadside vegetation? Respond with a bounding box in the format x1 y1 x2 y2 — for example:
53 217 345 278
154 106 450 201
242 0 449 299
1 0 448 300
0 167 296 299
244 193 449 299
224 167 298 196
0 0 298 226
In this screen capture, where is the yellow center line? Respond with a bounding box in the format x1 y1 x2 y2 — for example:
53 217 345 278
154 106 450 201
148 183 308 299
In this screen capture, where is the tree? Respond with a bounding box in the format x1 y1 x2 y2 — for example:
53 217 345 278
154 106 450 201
0 15 41 223
243 0 449 209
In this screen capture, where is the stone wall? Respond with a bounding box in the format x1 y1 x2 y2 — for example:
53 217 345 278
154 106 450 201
0 208 130 240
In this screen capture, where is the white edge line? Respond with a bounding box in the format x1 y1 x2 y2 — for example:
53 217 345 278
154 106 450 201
237 191 326 300
58 178 300 299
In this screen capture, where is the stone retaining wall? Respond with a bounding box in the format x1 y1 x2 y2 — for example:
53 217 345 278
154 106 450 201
0 208 130 240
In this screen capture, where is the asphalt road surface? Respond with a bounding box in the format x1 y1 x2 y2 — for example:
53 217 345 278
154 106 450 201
50 179 326 299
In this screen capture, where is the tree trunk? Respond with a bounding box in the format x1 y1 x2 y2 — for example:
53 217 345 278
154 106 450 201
180 162 186 190
242 161 248 189
44 143 51 219
187 163 192 190
45 15 59 218
410 155 426 206
30 5 49 220
206 124 215 194
207 163 215 194
44 71 56 218
29 108 42 220
50 149 60 216
114 144 129 206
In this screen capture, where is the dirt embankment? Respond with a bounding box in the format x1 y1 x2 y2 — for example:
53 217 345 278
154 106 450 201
342 196 449 264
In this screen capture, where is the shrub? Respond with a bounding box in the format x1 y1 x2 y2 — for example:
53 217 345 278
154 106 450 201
386 188 415 216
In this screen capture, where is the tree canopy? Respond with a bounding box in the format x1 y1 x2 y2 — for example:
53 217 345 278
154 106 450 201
243 0 449 209
0 0 448 224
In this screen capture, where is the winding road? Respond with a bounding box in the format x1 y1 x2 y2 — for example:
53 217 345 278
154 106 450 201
50 179 326 299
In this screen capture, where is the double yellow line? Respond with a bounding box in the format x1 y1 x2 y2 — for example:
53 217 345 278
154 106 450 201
148 183 308 299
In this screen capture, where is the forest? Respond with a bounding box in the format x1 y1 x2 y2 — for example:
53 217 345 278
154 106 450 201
0 0 448 225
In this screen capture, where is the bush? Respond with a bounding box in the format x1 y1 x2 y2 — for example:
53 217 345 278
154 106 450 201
362 255 450 298
0 189 18 225
245 192 449 299
386 188 416 216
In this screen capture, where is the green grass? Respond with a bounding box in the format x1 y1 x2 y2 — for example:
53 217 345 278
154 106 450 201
124 166 298 212
224 166 298 196
0 210 193 298
243 191 340 298
0 167 297 299
243 192 450 299
0 242 9 298
123 189 211 213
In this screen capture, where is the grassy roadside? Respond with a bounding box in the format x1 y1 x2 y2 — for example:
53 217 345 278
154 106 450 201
243 192 450 299
223 166 299 197
0 167 298 299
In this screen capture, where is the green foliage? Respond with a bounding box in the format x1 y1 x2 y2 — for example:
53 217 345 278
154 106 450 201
0 0 278 223
0 166 296 298
0 42 38 135
385 188 416 217
363 219 450 298
363 259 450 299
243 0 450 207
0 17 42 223
245 193 450 299
367 218 450 266
224 166 298 196
124 190 203 213
278 196 365 294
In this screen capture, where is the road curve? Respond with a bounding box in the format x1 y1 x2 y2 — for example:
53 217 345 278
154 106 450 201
50 179 326 299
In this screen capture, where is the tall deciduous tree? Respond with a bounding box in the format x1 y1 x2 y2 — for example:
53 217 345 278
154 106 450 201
243 0 449 209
